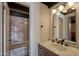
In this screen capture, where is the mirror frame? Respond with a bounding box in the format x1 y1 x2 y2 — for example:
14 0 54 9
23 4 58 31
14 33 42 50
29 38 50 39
52 4 76 46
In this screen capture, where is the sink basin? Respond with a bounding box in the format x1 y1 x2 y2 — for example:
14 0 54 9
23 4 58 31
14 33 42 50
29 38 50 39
50 43 67 51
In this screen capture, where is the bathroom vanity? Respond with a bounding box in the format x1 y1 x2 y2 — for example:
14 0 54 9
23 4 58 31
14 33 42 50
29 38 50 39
38 44 58 56
38 40 79 56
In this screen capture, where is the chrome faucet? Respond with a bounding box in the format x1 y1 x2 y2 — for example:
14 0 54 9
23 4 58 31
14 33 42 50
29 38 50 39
60 39 65 45
56 39 66 45
52 38 69 46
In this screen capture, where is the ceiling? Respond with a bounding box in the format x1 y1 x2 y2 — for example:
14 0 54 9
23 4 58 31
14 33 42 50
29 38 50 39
8 2 58 12
42 2 59 8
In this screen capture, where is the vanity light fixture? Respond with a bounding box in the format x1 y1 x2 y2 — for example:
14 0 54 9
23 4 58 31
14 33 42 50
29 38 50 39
68 2 74 7
63 10 67 13
58 5 64 11
52 9 56 14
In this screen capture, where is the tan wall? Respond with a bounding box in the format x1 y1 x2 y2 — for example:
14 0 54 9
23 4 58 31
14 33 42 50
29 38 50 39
40 3 50 41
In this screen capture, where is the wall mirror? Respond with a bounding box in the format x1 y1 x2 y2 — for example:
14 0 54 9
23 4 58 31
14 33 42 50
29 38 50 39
53 6 76 44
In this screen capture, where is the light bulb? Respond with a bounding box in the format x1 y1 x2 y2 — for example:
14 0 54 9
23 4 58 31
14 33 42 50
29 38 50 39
52 9 56 14
71 7 75 10
68 2 74 7
63 10 67 13
58 5 64 11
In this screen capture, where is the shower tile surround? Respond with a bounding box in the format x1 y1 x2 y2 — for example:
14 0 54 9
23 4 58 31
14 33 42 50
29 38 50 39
10 16 29 56
10 47 29 56
10 16 29 45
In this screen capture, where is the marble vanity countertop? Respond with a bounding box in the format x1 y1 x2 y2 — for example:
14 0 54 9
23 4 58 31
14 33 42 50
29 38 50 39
39 40 79 56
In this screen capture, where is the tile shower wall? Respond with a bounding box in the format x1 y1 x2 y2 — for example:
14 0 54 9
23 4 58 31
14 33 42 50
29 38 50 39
10 47 29 56
10 16 29 56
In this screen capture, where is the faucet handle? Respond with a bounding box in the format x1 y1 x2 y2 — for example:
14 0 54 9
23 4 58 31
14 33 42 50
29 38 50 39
56 38 58 41
52 39 54 43
58 39 65 45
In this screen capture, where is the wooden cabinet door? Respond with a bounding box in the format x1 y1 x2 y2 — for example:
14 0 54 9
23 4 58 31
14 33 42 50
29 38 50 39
43 48 58 56
38 45 43 56
38 44 58 56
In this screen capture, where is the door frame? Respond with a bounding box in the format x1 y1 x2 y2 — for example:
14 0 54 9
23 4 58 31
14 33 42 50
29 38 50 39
3 2 30 56
0 2 4 56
